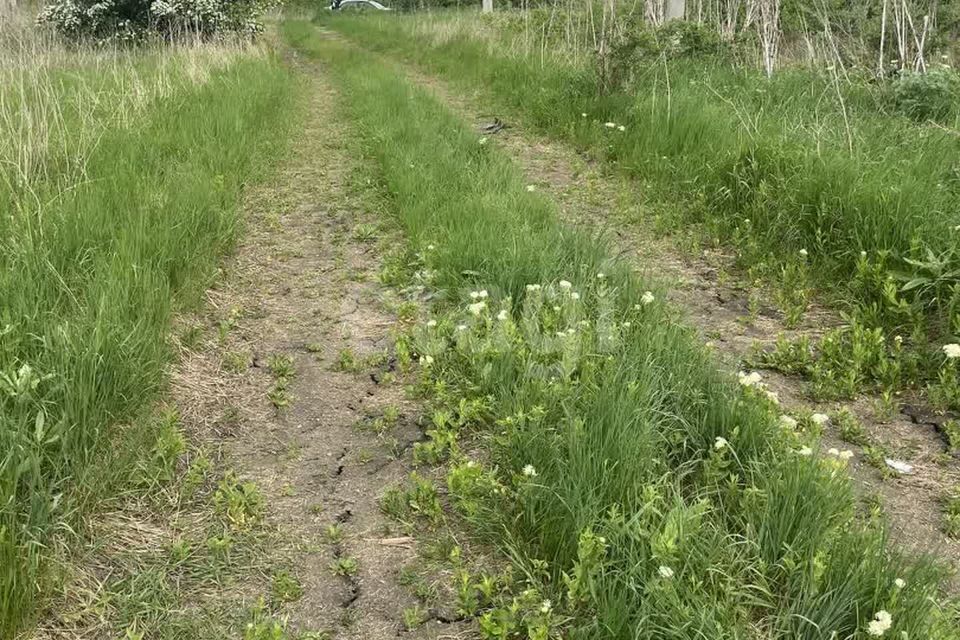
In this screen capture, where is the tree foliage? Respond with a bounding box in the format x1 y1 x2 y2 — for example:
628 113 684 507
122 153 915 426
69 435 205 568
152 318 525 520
37 0 279 41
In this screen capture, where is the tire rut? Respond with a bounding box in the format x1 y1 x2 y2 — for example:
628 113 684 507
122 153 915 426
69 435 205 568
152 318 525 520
173 50 462 638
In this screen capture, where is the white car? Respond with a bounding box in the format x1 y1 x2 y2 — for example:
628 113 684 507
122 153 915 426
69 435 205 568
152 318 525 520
329 0 392 9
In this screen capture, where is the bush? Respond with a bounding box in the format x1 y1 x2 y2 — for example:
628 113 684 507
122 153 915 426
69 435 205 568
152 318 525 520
603 19 729 90
888 67 960 123
37 0 278 42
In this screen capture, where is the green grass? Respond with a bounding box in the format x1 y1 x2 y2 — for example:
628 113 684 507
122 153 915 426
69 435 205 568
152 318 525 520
0 38 295 635
319 10 960 392
284 20 958 639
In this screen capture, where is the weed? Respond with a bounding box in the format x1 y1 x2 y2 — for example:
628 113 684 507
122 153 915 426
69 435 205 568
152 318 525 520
943 420 960 454
401 605 426 630
336 348 358 372
213 472 264 530
834 407 871 446
380 486 410 522
397 300 420 324
268 386 291 410
324 523 343 544
776 255 811 328
270 571 304 606
268 354 296 380
353 222 378 242
329 556 359 577
224 351 252 373
750 335 814 375
944 487 960 539
244 601 291 640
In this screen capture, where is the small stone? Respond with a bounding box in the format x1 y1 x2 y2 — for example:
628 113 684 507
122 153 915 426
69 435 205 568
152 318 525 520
884 459 913 475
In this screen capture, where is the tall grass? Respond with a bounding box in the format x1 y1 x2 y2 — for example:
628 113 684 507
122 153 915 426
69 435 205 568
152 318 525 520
321 11 960 355
284 19 957 639
0 20 295 635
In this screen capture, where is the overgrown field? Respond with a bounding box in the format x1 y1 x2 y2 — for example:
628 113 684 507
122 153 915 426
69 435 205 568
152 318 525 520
5 3 960 637
0 22 294 635
321 9 960 408
285 19 959 639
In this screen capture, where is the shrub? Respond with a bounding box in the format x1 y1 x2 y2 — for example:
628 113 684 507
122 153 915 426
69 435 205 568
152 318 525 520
887 67 960 123
37 0 278 42
604 19 729 90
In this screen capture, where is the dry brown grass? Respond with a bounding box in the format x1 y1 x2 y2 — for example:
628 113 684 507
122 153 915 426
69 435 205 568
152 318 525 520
0 9 264 197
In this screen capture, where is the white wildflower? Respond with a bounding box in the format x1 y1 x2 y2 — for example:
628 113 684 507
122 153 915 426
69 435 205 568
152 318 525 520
526 185 536 192
597 272 605 280
622 321 631 328
479 137 488 145
658 565 675 579
571 292 580 301
604 121 616 128
867 610 892 636
525 284 542 292
894 578 906 589
618 125 625 132
860 250 868 258
426 319 437 328
456 324 467 331
552 305 561 312
810 413 830 426
943 343 960 359
765 390 780 405
738 371 763 387
478 290 489 299
566 327 576 335
559 280 573 290
799 248 808 257
797 446 813 456
839 450 854 460
540 600 552 613
427 244 435 250
714 436 729 450
420 355 434 365
827 448 840 456
581 112 587 117
779 415 798 429
497 309 509 321
640 291 655 305
470 290 481 299
468 301 487 316
522 464 538 477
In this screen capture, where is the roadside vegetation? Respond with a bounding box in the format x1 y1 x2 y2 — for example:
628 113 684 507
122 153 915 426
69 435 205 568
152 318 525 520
285 19 959 638
0 13 294 635
321 6 960 413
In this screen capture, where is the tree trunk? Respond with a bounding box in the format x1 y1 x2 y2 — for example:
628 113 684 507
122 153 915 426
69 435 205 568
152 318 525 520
665 0 685 21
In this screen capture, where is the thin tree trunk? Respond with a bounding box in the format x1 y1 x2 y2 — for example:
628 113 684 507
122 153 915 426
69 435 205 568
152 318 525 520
878 0 888 77
666 0 685 20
